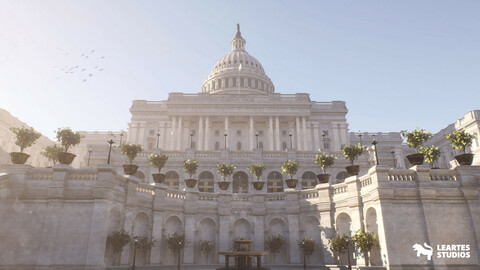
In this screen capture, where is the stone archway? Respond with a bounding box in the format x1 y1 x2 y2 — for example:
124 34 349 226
195 218 216 263
301 216 323 264
162 216 183 265
366 207 382 266
266 218 288 264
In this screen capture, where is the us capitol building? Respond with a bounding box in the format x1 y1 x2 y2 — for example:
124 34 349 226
1 26 479 270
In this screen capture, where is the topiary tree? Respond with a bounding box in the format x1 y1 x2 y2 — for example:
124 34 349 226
265 234 286 263
420 145 442 167
165 232 189 270
107 229 131 265
148 153 168 173
10 126 41 152
401 129 433 153
119 143 143 164
217 163 236 181
182 159 198 179
55 127 82 152
341 144 365 165
281 160 298 178
136 236 156 264
297 237 315 270
315 152 336 174
352 229 377 266
446 130 476 154
41 144 63 165
328 234 349 264
199 240 215 263
247 163 266 181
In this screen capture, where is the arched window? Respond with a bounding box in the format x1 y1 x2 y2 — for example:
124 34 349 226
335 171 349 183
165 171 179 189
198 171 214 193
233 172 249 193
302 171 317 190
259 142 263 149
237 142 242 151
323 138 331 149
267 171 283 193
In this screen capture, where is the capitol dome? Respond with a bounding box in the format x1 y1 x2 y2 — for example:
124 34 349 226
202 24 275 95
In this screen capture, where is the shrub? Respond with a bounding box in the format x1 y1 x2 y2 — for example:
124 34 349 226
265 234 286 263
328 234 349 264
182 159 199 178
297 237 316 267
315 153 336 174
446 130 476 154
148 154 168 173
165 232 189 270
41 144 63 165
107 229 131 265
119 143 143 164
401 129 433 153
55 127 82 152
217 163 236 181
420 145 441 166
199 240 215 263
10 126 41 152
247 163 266 181
352 229 377 266
281 160 298 178
341 144 365 165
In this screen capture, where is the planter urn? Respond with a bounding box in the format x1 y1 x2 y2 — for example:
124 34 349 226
316 174 330 184
123 164 139 175
184 178 197 188
285 179 298 188
152 173 165 183
345 165 360 176
58 152 76 165
10 152 30 164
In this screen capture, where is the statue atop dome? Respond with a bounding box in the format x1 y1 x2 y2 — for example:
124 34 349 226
232 24 245 51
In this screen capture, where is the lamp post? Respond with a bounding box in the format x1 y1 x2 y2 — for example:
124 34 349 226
301 240 306 270
289 130 293 149
132 236 138 270
107 139 114 165
255 131 259 149
346 236 352 270
358 131 363 147
391 149 396 168
190 131 194 149
224 129 228 149
322 131 326 150
119 131 124 146
156 131 161 148
87 148 92 167
372 138 379 165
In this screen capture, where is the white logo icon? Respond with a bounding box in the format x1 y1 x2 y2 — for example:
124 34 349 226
412 242 433 260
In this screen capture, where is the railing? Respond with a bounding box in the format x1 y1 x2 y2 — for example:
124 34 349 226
230 152 253 158
265 193 285 201
429 170 457 181
232 194 252 202
301 190 319 199
360 177 373 187
198 193 217 201
387 170 415 181
333 183 348 194
27 169 53 180
69 172 97 181
196 151 221 158
262 152 287 158
166 190 186 200
137 183 155 195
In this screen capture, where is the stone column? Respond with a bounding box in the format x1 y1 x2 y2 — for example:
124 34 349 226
296 117 301 151
313 123 320 151
184 214 196 263
170 117 176 150
332 123 341 151
159 122 165 149
250 117 254 150
177 117 183 150
287 215 300 263
85 202 110 265
198 117 204 150
269 117 274 150
275 116 280 151
302 117 308 151
128 122 137 144
219 215 230 263
225 117 229 148
340 122 348 147
204 116 210 150
320 211 335 264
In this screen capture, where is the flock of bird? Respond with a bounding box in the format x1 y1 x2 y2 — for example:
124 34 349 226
54 48 105 82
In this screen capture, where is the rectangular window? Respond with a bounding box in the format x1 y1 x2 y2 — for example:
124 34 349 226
237 130 242 136
282 130 287 137
282 142 287 150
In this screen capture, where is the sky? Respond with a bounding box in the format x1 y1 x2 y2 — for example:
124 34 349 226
1 0 479 140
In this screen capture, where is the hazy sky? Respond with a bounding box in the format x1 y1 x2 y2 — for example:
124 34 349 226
1 1 479 140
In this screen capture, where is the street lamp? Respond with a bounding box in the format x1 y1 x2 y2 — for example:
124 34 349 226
87 148 92 167
156 131 161 148
224 129 228 148
190 131 194 149
132 236 138 270
255 131 259 149
391 149 396 168
322 131 326 150
107 136 115 165
358 131 363 147
289 130 293 149
119 131 124 146
346 236 352 270
301 240 306 270
372 137 379 165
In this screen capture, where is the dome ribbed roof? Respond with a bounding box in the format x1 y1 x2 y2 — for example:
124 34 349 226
202 24 275 95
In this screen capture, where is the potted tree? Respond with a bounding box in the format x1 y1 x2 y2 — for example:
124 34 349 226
106 229 131 266
149 153 169 183
446 130 477 165
400 129 433 166
183 159 198 188
55 127 82 165
247 163 266 190
164 232 189 270
297 237 315 270
265 234 286 264
328 233 349 264
119 143 143 175
282 160 298 188
136 236 156 264
314 152 336 183
420 145 442 168
352 229 377 266
199 240 215 263
217 163 235 190
341 144 365 176
9 126 41 164
41 144 63 166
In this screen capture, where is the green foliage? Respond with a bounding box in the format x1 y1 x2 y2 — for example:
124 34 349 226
281 160 298 178
41 144 63 165
164 232 189 253
199 240 215 261
401 129 433 153
217 163 236 181
328 234 349 263
315 152 337 174
446 130 476 154
148 153 168 173
297 237 315 256
182 159 199 178
341 144 365 165
352 229 377 258
10 126 41 152
420 145 442 166
55 127 82 152
136 236 156 251
119 143 143 164
247 163 266 181
265 234 286 262
107 229 131 254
